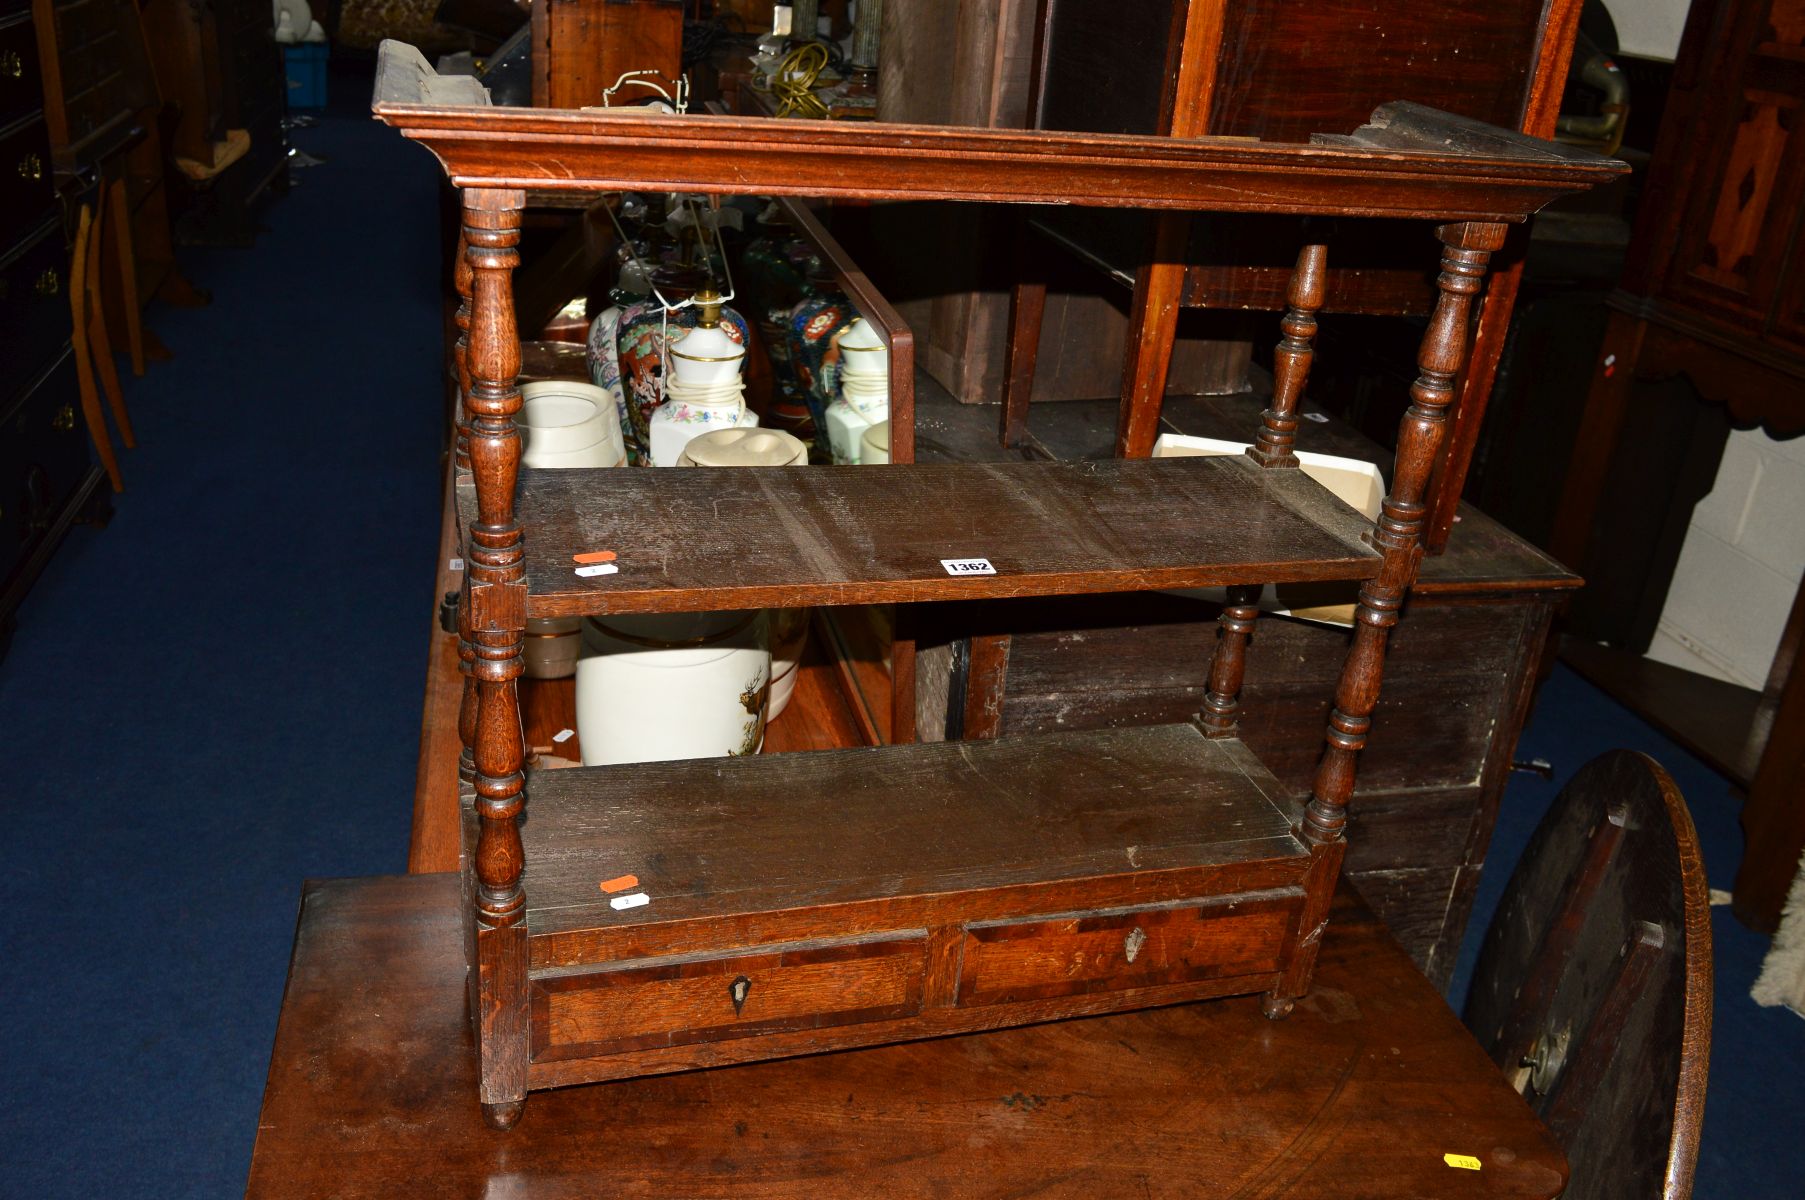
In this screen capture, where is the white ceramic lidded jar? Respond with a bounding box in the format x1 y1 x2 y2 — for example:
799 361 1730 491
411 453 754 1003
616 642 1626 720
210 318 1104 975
517 381 626 678
824 317 889 464
677 426 811 721
574 610 771 765
649 289 759 467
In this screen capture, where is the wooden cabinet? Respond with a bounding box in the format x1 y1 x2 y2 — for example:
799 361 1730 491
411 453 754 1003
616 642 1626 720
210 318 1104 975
1553 0 1805 931
532 0 683 110
374 42 1619 1127
1 1 103 655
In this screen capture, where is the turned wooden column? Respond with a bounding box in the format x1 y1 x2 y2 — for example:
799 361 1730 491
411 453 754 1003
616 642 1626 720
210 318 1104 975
1265 221 1506 1017
1201 246 1328 739
462 187 531 1129
453 222 478 790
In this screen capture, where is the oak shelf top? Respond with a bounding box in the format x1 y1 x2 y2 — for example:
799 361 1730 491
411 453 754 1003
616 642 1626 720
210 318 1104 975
371 42 1624 219
491 454 1385 618
521 722 1306 947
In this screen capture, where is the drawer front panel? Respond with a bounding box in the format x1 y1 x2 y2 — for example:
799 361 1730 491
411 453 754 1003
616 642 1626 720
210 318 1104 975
1 219 69 401
0 111 53 227
0 13 44 131
957 894 1294 1007
1 346 89 586
534 933 927 1062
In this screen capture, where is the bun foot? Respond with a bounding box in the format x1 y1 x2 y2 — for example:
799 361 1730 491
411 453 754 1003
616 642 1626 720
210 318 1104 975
1261 992 1295 1020
482 1099 525 1130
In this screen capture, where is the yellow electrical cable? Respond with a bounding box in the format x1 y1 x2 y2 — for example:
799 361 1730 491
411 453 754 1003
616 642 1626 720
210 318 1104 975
772 42 831 120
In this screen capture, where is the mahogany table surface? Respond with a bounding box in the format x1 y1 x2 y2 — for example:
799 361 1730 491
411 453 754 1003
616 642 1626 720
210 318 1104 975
245 874 1567 1199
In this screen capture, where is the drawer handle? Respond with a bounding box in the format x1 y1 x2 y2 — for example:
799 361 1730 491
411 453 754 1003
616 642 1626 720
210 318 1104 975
3 50 22 79
52 405 75 432
1123 927 1146 965
728 974 752 1017
34 268 59 296
18 152 41 181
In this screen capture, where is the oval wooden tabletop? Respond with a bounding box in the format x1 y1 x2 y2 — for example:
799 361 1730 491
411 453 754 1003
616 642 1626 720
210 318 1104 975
245 874 1565 1198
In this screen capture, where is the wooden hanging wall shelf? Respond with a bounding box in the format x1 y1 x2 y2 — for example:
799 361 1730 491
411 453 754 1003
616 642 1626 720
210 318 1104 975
371 39 1624 1130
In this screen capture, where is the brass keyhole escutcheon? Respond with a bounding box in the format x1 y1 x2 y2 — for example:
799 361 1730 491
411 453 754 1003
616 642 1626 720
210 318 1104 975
1124 927 1147 964
2 51 23 79
19 152 41 181
52 405 75 432
729 975 752 1017
34 268 58 296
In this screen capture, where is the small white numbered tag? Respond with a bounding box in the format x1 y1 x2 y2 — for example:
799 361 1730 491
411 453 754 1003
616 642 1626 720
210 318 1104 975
940 558 997 577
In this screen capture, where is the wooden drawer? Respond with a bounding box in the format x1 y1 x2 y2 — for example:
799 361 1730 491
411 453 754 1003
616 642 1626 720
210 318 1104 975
956 894 1295 1007
532 933 928 1063
0 218 69 403
0 111 52 226
0 345 89 588
0 12 44 130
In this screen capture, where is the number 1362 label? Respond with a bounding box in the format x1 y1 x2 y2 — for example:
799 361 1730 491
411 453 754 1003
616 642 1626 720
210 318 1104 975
941 558 997 576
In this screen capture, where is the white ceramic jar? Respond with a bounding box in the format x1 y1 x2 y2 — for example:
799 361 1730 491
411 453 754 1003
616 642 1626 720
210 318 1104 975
519 381 627 469
574 610 771 765
649 319 757 467
676 427 811 719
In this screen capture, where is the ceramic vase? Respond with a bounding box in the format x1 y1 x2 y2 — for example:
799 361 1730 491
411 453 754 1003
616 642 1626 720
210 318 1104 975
784 279 855 436
823 318 890 464
616 274 750 455
648 316 758 467
574 610 771 765
860 419 891 464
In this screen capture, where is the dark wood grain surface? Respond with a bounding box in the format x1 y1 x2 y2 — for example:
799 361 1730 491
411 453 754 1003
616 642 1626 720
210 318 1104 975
507 455 1383 618
246 873 1569 1199
522 723 1302 944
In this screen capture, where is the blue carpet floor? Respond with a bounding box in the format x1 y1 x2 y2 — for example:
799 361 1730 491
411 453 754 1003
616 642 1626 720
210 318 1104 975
1 110 1800 1197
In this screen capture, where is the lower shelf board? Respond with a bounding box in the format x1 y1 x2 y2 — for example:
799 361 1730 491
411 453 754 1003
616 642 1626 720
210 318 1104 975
504 721 1314 1086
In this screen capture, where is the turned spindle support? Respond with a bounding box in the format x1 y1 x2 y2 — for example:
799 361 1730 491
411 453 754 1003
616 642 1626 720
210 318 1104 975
462 188 531 1129
1248 244 1328 468
1264 220 1507 1019
453 220 477 789
1198 585 1261 737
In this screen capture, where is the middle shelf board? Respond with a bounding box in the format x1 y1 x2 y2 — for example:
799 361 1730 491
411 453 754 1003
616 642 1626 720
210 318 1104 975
496 453 1383 619
520 722 1308 957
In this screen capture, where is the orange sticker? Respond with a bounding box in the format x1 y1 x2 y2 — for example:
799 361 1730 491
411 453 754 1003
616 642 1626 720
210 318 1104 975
599 874 640 894
573 550 617 564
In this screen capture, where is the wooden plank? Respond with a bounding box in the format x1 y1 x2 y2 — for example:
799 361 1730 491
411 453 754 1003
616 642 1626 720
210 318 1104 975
521 723 1304 945
511 455 1384 618
245 874 1570 1199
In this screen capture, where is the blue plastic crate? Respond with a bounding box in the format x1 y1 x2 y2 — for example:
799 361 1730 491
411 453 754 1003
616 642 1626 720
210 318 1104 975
284 44 329 111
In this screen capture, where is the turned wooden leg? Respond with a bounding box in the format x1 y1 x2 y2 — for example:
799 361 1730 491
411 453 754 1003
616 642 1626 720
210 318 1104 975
1265 221 1506 1016
1199 585 1260 738
463 187 531 1121
453 222 474 473
1247 244 1327 468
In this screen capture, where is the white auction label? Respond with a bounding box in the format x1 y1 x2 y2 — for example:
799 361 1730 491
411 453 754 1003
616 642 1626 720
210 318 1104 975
941 558 997 576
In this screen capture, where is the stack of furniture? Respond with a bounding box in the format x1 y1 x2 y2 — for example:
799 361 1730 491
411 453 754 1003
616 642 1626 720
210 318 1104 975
1001 0 1587 552
1551 0 1805 932
140 0 289 245
373 41 1619 1127
1 0 105 656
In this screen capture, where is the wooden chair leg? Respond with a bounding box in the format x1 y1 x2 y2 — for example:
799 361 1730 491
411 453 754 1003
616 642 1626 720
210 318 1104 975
999 213 1045 450
1116 214 1193 458
85 194 134 448
106 177 148 377
70 206 123 492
